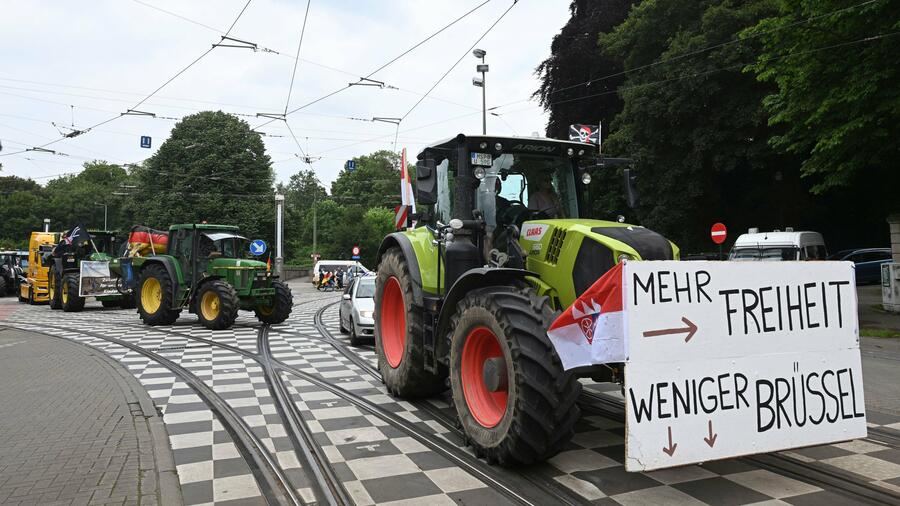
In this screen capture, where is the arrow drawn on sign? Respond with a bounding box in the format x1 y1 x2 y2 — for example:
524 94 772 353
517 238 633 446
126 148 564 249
642 317 698 342
704 420 718 448
662 426 677 456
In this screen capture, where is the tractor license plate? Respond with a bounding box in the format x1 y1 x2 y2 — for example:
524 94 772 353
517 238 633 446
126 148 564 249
471 152 492 166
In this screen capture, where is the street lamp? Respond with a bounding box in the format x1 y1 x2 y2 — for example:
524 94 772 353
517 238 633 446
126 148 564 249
274 194 284 278
472 48 488 135
94 202 108 230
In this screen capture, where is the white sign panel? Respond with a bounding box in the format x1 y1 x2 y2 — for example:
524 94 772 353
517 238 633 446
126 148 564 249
623 261 866 471
79 261 120 297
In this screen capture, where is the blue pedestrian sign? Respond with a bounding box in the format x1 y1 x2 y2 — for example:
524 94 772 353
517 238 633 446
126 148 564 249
346 160 356 171
249 239 267 256
140 136 152 148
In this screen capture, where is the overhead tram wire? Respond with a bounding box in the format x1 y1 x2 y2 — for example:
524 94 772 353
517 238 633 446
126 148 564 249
252 0 494 132
399 0 518 126
491 0 884 111
284 0 312 116
0 0 254 159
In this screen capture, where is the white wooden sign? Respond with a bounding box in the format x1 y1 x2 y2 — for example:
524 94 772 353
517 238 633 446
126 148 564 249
622 261 866 471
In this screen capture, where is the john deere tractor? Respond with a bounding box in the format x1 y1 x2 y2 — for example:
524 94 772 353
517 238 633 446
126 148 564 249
374 134 678 465
47 229 133 312
111 224 292 330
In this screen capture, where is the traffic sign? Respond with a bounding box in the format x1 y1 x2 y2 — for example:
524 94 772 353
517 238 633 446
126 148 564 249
710 222 727 244
346 160 356 171
140 136 151 149
249 239 267 256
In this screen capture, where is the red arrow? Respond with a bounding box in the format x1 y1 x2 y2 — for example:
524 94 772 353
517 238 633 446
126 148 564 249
642 317 698 342
662 426 677 456
704 420 718 448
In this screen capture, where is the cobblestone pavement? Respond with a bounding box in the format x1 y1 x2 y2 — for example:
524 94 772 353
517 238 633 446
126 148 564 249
1 279 900 505
0 326 179 506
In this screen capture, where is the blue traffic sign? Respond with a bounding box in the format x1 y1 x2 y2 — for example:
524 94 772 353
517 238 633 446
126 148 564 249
352 255 360 260
140 136 151 148
249 239 267 256
347 160 356 171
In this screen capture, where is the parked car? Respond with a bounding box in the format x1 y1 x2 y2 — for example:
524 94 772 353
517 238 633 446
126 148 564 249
338 275 375 345
828 248 892 285
729 228 827 261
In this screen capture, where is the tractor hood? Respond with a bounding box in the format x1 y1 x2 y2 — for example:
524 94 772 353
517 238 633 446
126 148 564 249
208 258 268 270
518 219 678 308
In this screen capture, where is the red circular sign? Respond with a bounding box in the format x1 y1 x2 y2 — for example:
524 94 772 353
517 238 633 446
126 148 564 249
352 246 360 256
710 222 727 244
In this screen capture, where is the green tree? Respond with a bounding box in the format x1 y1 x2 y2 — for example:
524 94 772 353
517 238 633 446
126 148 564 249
330 150 403 209
45 161 132 231
0 175 45 248
130 111 275 238
599 0 790 249
746 0 900 194
279 168 328 265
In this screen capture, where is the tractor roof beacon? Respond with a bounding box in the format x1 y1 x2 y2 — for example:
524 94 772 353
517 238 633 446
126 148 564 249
110 224 292 330
373 134 679 466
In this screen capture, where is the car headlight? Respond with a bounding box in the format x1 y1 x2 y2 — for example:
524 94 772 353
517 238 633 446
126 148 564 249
359 310 373 319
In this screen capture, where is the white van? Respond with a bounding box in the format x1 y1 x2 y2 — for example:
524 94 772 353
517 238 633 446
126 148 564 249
729 228 827 261
311 260 369 286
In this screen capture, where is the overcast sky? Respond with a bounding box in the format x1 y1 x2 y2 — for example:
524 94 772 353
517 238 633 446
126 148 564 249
0 0 572 189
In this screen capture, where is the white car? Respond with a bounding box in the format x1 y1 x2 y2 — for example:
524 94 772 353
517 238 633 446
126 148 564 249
338 275 375 345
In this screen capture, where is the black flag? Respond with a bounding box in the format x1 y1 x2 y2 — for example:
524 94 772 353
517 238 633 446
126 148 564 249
569 124 600 145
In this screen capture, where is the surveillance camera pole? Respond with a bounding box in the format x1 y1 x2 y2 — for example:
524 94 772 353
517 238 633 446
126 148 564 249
473 49 488 135
275 194 284 278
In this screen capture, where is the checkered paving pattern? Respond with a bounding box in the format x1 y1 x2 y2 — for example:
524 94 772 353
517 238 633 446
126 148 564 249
2 283 900 505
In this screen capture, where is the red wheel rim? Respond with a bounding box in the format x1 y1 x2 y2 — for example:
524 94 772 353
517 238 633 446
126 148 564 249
461 326 508 428
381 276 405 368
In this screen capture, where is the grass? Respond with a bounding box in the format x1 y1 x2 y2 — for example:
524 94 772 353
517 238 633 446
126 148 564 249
861 328 900 339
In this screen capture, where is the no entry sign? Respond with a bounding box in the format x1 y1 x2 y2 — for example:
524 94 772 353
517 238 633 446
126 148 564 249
711 222 727 244
622 261 865 471
351 246 360 256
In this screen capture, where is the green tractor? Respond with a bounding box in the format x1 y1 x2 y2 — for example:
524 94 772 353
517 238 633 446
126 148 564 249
111 224 292 330
374 134 678 465
47 228 134 312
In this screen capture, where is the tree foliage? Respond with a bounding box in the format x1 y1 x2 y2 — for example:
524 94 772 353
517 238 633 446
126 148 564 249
746 0 900 194
129 111 274 238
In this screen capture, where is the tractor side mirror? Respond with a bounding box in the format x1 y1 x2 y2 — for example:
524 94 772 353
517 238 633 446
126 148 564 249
623 168 640 209
416 158 438 206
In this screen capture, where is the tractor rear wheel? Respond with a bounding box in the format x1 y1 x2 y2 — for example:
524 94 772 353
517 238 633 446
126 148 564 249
48 268 61 310
254 280 292 324
448 285 581 466
196 280 239 330
61 274 85 312
374 247 446 397
137 264 181 325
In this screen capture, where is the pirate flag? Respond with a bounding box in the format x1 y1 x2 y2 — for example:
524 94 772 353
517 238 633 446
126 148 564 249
568 124 600 145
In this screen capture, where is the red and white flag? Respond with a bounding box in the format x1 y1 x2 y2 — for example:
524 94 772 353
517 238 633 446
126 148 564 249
547 262 626 370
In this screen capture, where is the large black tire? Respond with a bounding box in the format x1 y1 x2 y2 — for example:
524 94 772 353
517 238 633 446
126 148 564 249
374 247 446 397
254 280 292 324
48 267 62 310
137 264 181 326
61 274 85 312
349 319 367 347
0 277 6 297
448 285 581 466
338 307 348 334
196 280 239 330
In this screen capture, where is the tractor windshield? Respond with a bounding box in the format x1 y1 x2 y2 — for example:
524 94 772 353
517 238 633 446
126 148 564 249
476 154 579 229
200 232 249 259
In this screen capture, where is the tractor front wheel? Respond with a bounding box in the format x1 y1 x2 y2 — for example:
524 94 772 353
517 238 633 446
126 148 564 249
254 280 292 324
374 247 446 397
196 280 239 330
448 285 581 465
61 274 85 312
48 268 61 310
137 265 181 325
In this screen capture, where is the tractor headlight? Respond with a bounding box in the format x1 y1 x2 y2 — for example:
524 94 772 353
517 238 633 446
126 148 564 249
479 142 488 149
567 148 574 156
494 142 503 151
360 310 373 319
581 172 592 184
618 253 634 263
473 166 486 180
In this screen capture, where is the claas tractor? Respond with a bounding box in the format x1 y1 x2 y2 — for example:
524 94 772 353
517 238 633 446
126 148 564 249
110 224 292 330
18 231 60 304
47 228 134 312
373 134 678 465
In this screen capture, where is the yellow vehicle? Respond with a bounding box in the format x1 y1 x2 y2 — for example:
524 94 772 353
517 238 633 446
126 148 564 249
18 231 60 304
